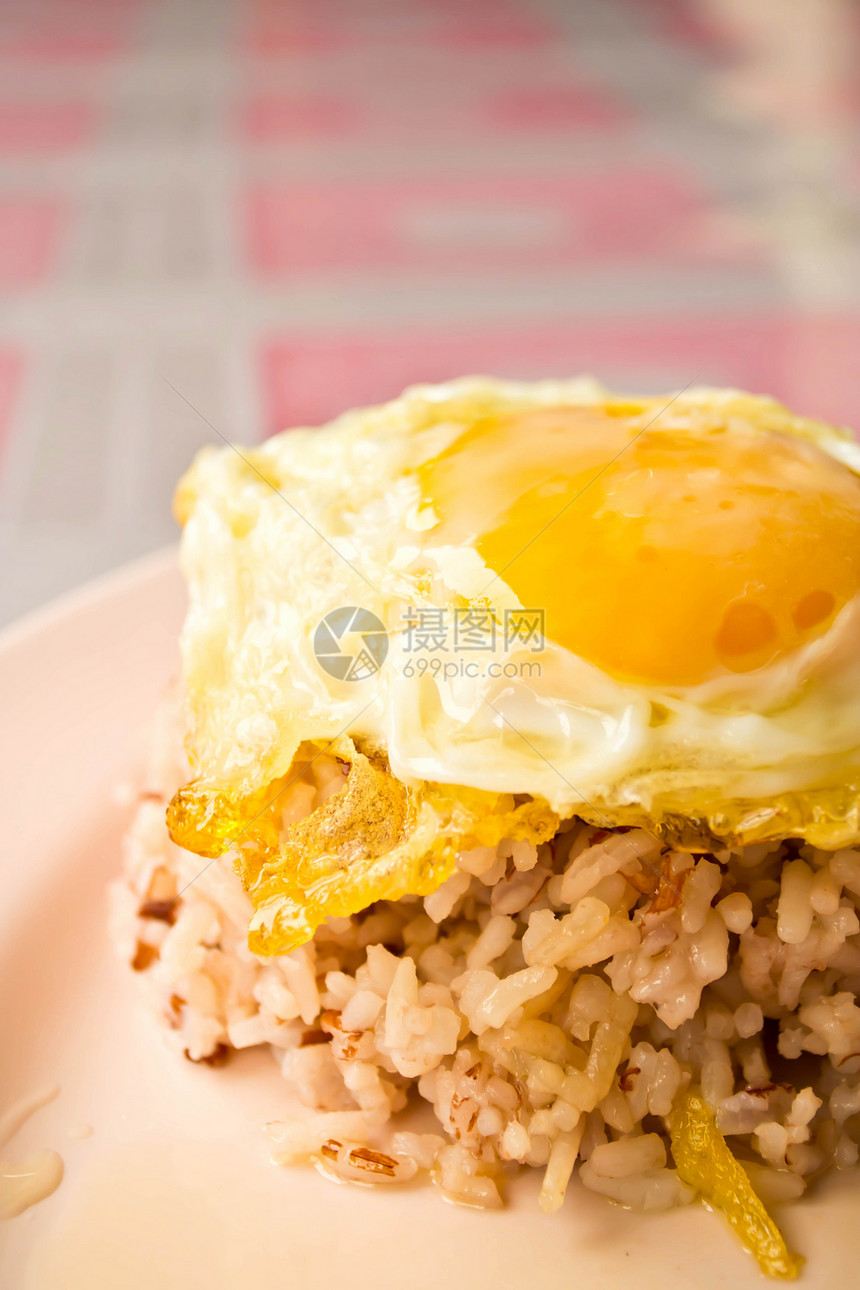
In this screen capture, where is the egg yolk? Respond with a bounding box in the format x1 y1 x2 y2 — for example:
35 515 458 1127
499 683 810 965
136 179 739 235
421 405 860 687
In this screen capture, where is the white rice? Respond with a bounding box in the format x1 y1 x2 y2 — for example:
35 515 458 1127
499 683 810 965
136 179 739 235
110 694 860 1215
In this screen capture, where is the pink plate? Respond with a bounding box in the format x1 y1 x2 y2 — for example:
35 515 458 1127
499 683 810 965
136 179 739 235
0 550 856 1287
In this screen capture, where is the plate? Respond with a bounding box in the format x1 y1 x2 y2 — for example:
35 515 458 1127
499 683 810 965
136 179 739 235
0 550 856 1289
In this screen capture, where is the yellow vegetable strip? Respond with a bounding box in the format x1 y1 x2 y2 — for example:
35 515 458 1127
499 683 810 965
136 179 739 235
669 1090 802 1280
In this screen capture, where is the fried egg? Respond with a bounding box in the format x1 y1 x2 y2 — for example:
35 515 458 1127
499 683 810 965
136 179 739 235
168 378 860 950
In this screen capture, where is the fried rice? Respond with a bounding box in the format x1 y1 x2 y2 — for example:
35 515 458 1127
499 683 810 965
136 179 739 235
111 688 860 1275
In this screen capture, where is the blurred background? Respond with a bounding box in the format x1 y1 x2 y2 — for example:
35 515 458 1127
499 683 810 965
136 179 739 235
1 0 859 624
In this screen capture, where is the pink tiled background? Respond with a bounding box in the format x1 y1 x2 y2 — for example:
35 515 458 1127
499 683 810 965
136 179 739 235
244 168 719 275
1 0 860 623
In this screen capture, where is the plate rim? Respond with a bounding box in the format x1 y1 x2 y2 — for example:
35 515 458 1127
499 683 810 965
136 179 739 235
0 544 180 655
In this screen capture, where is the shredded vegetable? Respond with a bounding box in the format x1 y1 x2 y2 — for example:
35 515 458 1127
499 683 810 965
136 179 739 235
669 1089 802 1280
